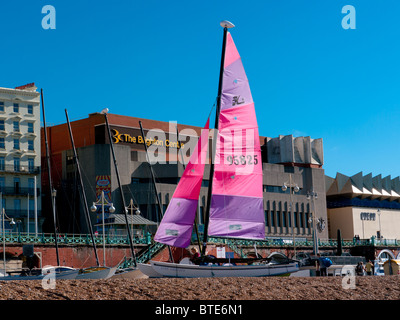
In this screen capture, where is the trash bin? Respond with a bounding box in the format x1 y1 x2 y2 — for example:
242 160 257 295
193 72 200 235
383 259 400 275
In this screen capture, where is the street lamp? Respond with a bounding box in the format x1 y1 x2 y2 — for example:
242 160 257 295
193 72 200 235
282 174 299 258
126 199 141 239
307 190 318 255
2 208 15 275
377 209 382 241
90 191 115 266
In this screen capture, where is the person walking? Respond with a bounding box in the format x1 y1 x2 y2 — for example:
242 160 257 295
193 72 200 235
365 260 374 276
317 254 327 277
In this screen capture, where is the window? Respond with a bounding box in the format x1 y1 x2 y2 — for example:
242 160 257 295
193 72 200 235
13 103 19 113
13 157 20 172
0 137 5 149
0 157 4 171
27 122 34 133
28 178 35 195
0 120 4 131
299 212 304 228
270 211 275 227
282 211 287 228
14 177 20 193
0 177 4 190
14 199 21 213
13 121 20 132
13 139 20 150
28 140 34 151
0 102 4 112
27 105 33 114
28 158 34 172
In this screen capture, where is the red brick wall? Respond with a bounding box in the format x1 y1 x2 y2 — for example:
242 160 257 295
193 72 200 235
5 245 136 268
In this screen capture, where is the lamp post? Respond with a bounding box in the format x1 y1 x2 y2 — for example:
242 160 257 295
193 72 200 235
307 190 318 255
377 209 381 241
126 199 140 239
2 208 15 275
90 191 115 266
282 174 299 259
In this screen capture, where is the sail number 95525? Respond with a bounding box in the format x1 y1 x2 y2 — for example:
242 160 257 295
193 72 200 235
226 155 258 165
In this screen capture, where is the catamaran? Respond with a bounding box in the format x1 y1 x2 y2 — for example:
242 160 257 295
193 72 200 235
138 21 299 278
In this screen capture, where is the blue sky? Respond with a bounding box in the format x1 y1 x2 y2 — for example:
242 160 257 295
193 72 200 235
1 0 400 179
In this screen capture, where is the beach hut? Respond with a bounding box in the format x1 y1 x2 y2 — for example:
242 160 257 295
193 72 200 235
383 259 400 275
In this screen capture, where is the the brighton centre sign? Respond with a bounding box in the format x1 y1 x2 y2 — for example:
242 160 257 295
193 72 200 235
112 128 185 149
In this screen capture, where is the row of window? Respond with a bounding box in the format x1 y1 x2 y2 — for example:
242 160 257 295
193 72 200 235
0 176 36 188
0 101 34 114
0 157 35 171
0 177 37 211
0 120 35 133
266 210 311 229
0 198 36 211
0 137 35 151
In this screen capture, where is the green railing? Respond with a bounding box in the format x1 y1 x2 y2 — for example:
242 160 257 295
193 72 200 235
207 236 399 248
1 230 398 267
0 231 152 246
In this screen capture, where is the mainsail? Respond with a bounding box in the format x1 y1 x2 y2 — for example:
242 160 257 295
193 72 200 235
208 32 265 240
154 119 210 248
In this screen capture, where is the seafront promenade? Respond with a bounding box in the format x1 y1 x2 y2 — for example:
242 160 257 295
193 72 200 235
1 231 399 272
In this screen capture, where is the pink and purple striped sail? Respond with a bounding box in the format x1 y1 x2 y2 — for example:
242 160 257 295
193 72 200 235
208 32 265 240
154 119 210 248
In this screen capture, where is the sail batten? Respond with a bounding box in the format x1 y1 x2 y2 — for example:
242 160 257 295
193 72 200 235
208 32 265 240
154 119 210 248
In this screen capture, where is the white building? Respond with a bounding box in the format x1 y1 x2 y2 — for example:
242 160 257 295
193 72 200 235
0 83 42 233
326 171 400 241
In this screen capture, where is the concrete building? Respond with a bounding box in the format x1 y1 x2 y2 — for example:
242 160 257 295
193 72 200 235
41 112 328 241
326 171 400 241
0 83 42 232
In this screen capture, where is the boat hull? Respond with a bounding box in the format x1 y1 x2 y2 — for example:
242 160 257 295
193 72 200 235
112 267 148 279
138 263 164 278
76 266 117 280
150 260 299 278
0 267 79 281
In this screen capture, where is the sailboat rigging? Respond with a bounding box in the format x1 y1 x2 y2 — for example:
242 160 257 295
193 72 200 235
65 109 100 267
41 89 60 266
139 21 299 278
102 111 137 266
138 121 174 263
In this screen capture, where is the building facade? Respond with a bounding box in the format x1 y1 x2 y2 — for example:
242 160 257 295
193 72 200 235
42 112 329 241
0 83 42 232
326 171 400 241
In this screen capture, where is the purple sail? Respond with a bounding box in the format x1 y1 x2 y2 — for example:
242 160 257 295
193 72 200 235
154 119 210 248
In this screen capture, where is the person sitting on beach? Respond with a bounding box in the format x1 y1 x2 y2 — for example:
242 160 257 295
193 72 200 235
356 262 365 276
190 247 200 263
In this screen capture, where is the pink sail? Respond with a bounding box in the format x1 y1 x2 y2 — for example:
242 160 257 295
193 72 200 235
154 119 210 248
208 32 265 240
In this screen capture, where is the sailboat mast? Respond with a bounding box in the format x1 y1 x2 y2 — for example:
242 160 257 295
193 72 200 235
103 112 137 266
139 121 174 263
201 23 231 256
41 89 60 267
65 109 100 267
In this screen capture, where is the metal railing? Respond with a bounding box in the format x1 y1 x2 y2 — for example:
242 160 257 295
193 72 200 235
207 236 399 248
0 165 40 174
0 231 152 246
0 187 40 196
